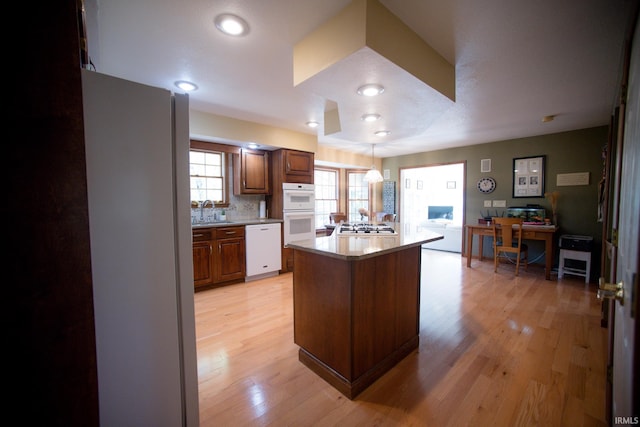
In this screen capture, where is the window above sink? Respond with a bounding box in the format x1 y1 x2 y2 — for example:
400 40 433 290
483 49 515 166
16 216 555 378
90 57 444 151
189 139 235 208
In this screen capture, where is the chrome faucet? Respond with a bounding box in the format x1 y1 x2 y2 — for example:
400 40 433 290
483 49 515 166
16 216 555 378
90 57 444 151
200 200 212 222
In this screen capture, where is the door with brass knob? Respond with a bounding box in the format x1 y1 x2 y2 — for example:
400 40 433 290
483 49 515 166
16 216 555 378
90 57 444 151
597 278 625 305
600 33 639 424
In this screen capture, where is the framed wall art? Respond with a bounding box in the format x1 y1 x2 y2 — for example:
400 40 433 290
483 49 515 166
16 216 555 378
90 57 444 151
513 155 545 198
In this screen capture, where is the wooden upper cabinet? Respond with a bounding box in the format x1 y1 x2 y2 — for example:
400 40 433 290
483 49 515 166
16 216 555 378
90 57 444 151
272 149 314 184
234 148 270 195
284 150 313 178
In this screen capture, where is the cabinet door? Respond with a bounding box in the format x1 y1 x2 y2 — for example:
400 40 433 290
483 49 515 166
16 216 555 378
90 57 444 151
235 149 270 194
284 150 313 182
192 240 213 288
281 246 294 273
214 237 246 283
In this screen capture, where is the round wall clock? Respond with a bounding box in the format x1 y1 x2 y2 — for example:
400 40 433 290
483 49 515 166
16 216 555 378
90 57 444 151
477 177 496 193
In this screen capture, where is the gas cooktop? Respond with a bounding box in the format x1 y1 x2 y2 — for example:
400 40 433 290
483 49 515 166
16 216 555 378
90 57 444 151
337 223 397 235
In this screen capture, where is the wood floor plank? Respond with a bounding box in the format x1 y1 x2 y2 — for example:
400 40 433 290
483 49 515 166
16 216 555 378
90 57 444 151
194 249 608 426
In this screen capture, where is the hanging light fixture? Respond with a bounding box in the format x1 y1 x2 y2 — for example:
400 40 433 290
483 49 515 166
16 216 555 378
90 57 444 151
363 144 384 183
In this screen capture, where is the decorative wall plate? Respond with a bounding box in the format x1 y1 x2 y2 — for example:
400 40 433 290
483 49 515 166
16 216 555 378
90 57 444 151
477 177 496 193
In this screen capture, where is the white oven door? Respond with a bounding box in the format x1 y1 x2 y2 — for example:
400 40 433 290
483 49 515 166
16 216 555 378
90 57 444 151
283 190 315 211
283 211 316 245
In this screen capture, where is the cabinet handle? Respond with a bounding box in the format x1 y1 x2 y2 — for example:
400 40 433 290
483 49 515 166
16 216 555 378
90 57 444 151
225 231 236 235
193 233 204 238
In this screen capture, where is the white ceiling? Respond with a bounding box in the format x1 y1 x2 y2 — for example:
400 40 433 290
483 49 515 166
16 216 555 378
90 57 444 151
85 0 632 159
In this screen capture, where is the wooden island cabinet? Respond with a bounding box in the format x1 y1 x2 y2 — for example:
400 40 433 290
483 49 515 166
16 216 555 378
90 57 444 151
287 226 443 398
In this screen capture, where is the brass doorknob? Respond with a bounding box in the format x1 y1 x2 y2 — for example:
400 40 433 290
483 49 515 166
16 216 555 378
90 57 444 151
597 277 624 305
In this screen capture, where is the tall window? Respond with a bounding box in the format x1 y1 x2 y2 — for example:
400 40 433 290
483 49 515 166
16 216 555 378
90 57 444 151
347 170 369 222
189 150 225 204
314 168 339 229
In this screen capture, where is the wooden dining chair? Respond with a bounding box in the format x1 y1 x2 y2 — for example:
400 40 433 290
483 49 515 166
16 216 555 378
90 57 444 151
329 212 347 224
492 217 528 276
382 213 397 222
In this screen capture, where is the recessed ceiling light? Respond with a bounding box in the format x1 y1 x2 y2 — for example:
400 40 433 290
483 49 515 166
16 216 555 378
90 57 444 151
375 130 391 137
174 80 198 92
306 121 319 128
214 13 249 36
357 84 385 97
361 113 381 122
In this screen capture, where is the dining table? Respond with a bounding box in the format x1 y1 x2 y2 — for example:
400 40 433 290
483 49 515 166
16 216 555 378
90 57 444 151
464 223 559 280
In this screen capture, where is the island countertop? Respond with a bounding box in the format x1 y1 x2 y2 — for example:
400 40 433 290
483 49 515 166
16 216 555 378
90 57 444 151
286 222 444 261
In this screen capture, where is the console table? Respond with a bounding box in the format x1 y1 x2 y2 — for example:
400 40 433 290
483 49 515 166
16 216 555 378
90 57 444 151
464 224 559 280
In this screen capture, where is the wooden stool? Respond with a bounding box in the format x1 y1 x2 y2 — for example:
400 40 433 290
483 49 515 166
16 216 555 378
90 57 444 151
558 249 591 283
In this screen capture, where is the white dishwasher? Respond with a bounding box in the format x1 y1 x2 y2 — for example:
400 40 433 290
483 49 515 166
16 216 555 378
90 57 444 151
245 223 282 280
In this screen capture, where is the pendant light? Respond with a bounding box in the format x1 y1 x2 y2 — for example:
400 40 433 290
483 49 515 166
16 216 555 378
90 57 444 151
363 144 384 183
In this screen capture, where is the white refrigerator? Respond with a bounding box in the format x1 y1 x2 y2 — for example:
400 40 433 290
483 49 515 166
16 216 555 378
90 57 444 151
82 70 199 426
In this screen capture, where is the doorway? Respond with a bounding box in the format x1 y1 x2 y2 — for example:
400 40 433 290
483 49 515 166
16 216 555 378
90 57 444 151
400 162 465 252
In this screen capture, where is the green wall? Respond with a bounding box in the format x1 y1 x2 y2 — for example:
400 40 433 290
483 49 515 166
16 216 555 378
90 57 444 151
382 126 608 272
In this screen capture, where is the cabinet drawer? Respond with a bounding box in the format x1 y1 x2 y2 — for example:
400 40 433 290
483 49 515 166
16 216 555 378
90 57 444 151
192 230 213 241
522 231 537 239
215 226 245 239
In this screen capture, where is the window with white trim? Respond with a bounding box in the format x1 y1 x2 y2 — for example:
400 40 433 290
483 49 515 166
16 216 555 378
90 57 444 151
347 170 370 222
189 150 225 204
314 168 339 229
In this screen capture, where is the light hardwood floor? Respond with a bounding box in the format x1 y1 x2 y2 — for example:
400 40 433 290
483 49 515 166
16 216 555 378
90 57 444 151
194 249 607 426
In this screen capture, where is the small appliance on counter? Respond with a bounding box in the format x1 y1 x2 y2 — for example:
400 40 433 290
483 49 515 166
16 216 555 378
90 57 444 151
506 205 547 224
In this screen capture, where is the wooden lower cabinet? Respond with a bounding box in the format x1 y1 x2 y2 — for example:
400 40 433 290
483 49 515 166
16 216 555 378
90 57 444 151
192 226 246 290
213 226 246 283
192 230 214 290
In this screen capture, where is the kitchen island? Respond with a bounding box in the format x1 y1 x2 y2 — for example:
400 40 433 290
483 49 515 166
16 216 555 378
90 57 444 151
287 223 443 399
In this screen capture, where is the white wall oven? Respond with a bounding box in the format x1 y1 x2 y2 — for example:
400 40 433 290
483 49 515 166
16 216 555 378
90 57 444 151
282 183 315 245
283 182 315 211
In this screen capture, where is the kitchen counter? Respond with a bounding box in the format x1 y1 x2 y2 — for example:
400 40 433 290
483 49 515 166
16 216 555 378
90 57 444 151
286 222 443 260
289 223 442 399
192 218 283 229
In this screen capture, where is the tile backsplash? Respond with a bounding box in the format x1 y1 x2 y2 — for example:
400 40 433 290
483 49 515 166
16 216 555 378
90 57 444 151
191 194 265 224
